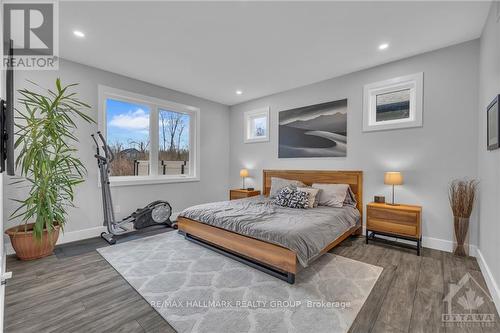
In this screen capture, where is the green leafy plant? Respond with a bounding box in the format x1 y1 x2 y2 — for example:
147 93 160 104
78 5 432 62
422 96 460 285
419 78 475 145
10 79 94 240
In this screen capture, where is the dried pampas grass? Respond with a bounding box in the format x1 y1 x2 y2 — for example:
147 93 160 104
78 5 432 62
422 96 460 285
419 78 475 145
449 179 478 256
449 179 478 218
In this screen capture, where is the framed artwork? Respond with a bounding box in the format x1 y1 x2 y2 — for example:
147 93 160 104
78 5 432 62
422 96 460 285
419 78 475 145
363 72 423 132
487 95 499 151
244 107 269 143
278 99 347 158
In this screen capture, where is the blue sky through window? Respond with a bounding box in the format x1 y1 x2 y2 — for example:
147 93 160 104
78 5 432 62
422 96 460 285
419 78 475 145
106 98 190 152
106 98 150 149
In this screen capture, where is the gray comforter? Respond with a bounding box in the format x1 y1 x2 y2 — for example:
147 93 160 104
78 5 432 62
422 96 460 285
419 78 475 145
179 196 360 267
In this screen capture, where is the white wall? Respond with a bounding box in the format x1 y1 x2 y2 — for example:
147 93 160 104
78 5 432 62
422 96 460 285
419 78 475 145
4 59 230 239
477 2 500 309
229 41 480 249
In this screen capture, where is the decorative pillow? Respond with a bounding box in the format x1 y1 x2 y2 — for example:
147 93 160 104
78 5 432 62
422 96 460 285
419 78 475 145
273 187 309 209
269 177 305 198
297 187 320 208
343 187 358 207
311 183 350 208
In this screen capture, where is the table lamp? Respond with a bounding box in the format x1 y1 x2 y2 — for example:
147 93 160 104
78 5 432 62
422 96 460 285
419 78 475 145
240 168 249 189
384 172 403 205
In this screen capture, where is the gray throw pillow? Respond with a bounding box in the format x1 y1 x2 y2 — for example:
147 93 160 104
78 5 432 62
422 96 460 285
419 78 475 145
312 183 350 208
269 177 305 198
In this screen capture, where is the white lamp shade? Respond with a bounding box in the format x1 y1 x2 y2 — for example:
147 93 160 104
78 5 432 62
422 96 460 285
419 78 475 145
384 172 403 185
239 169 249 178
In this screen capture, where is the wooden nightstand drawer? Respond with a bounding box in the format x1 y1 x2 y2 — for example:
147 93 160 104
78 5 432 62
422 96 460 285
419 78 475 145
230 191 248 200
368 218 417 237
230 189 261 200
368 207 417 224
366 202 422 255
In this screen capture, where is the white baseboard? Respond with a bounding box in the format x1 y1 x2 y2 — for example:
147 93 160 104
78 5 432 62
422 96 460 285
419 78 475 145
4 226 107 255
422 236 478 257
4 213 183 256
475 248 500 315
57 226 108 245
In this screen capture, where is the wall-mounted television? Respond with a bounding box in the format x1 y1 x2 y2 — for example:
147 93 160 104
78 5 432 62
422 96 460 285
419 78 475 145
1 40 15 175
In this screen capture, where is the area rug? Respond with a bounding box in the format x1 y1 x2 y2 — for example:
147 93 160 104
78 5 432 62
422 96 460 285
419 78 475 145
97 232 382 333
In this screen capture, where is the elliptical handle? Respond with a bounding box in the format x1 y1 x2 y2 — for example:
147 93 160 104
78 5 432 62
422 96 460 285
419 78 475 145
97 131 115 163
91 134 100 155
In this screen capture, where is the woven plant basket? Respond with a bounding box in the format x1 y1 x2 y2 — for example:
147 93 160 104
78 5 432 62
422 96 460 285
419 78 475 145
5 223 60 260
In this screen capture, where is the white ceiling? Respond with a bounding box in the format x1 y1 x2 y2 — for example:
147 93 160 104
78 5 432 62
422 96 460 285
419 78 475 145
59 1 490 106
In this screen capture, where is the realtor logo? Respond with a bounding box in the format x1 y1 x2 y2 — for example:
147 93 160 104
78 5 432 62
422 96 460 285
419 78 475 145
442 272 496 328
2 1 59 69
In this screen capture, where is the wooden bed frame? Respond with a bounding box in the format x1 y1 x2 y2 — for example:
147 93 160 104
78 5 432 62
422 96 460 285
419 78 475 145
177 170 363 284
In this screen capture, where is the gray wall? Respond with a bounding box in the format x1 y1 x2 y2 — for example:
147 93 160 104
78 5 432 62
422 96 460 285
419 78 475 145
477 3 500 296
229 40 479 247
5 59 230 234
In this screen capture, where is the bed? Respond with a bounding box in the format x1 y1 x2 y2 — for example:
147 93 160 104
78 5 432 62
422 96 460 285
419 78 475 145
177 170 363 284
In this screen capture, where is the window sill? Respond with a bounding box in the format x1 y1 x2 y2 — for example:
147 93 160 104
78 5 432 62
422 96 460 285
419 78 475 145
108 175 200 187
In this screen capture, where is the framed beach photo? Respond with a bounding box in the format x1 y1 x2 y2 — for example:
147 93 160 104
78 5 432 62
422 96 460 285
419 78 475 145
244 107 269 143
487 95 499 151
363 73 423 132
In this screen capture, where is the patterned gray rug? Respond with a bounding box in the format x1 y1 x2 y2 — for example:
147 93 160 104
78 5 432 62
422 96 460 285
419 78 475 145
97 232 382 333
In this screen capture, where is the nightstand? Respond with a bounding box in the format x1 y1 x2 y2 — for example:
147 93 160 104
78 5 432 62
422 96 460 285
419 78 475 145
229 189 261 200
366 202 422 255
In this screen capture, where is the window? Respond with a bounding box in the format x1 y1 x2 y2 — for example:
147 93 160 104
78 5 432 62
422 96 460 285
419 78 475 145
244 107 269 143
106 99 151 177
158 109 190 176
99 86 200 186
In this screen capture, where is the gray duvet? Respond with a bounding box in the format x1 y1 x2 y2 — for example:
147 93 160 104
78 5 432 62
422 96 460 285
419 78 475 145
179 196 360 267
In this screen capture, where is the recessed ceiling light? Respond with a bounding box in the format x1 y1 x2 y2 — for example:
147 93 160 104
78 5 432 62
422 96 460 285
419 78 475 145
236 90 243 95
73 30 85 38
378 43 389 50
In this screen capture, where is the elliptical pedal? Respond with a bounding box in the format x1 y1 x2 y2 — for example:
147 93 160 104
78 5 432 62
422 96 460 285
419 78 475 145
101 232 116 245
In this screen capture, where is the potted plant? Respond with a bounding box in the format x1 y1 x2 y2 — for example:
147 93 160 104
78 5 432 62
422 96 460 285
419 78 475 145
5 79 93 260
449 179 478 257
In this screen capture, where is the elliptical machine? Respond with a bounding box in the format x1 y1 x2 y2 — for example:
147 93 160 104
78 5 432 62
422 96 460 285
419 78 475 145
92 132 174 245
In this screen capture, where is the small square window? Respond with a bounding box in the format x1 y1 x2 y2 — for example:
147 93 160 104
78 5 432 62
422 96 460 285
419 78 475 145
244 107 269 143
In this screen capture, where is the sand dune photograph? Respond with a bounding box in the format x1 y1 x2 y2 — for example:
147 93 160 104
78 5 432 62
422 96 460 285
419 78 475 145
278 99 348 158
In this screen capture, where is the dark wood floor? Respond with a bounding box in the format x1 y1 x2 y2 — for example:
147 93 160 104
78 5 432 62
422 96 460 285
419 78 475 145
4 230 499 333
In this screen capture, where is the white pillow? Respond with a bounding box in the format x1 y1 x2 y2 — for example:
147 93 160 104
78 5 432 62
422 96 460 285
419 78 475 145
269 177 305 198
311 183 350 208
297 187 320 208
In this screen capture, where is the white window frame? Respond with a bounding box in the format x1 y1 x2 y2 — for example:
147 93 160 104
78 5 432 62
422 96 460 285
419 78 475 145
98 85 200 186
363 72 423 132
244 106 270 143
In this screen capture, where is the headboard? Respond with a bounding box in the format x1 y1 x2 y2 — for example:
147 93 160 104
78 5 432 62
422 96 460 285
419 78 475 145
262 170 363 218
